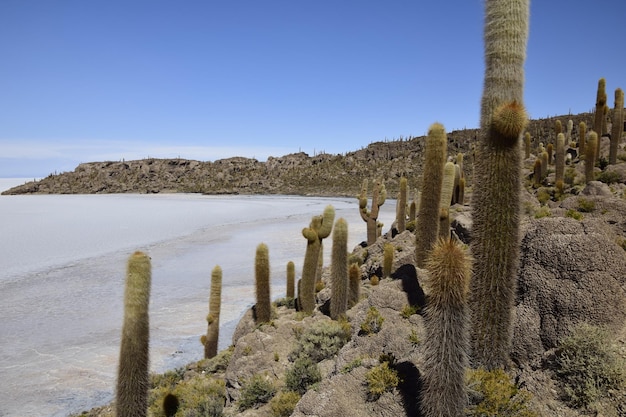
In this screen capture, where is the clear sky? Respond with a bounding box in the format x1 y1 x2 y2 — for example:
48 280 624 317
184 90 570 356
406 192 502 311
1 1 625 178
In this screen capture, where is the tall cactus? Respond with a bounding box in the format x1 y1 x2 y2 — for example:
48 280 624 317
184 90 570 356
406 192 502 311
609 88 624 165
255 243 271 324
469 0 529 370
300 205 335 314
585 132 598 184
383 242 394 279
415 123 447 268
593 78 607 161
396 177 407 233
330 218 349 320
439 161 456 240
348 263 361 308
116 251 152 417
202 265 222 359
579 121 587 155
359 180 386 245
555 133 565 187
421 239 472 417
524 132 531 159
286 261 295 299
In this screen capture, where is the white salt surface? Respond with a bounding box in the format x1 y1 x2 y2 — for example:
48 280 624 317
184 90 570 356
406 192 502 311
0 192 396 417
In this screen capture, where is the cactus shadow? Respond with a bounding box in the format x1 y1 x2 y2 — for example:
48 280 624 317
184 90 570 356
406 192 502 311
392 264 426 310
395 361 423 417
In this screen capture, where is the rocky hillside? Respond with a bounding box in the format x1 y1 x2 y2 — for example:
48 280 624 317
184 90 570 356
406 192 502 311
2 112 596 197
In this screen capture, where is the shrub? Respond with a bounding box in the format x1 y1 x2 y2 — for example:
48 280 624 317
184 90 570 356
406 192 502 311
284 357 322 395
596 170 622 184
149 377 226 417
238 373 277 411
401 304 419 318
341 358 363 374
360 307 384 335
466 368 537 417
274 297 296 309
290 319 351 362
195 346 234 374
553 323 626 408
536 188 551 205
533 206 551 219
269 391 301 417
565 209 583 221
366 362 399 401
577 198 596 213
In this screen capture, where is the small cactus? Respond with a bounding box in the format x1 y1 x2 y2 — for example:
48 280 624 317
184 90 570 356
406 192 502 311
203 265 222 359
439 161 456 240
330 218 349 320
286 261 295 299
255 243 271 323
524 132 531 159
579 121 587 155
383 242 394 279
555 133 565 186
585 132 598 184
348 263 361 307
116 251 152 417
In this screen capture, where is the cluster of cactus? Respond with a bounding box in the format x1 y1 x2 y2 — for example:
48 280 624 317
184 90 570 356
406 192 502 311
469 0 529 370
299 205 335 314
116 251 152 417
201 265 223 359
358 179 386 245
415 123 447 268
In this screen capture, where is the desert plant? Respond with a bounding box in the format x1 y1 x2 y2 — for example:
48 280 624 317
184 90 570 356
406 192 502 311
546 143 553 166
238 373 277 411
415 123 447 268
286 261 295 299
439 161 456 240
117 251 152 417
610 88 624 164
396 176 407 232
585 132 598 184
467 368 537 417
421 238 472 417
348 262 361 307
382 242 394 278
524 132 531 159
540 150 549 179
163 377 226 417
555 133 565 186
593 78 607 161
366 362 399 401
269 391 301 417
579 121 587 155
360 306 384 335
469 0 529 370
358 179 386 245
284 357 322 395
553 323 626 409
202 265 222 359
596 169 621 184
290 319 351 363
300 205 335 314
330 218 349 320
577 197 596 212
255 243 271 324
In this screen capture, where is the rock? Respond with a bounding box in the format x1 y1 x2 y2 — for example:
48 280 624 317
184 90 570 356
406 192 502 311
450 212 472 244
581 180 613 197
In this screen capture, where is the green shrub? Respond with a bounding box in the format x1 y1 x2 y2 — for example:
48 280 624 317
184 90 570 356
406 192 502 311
341 358 363 374
290 319 351 362
284 357 322 395
596 170 622 184
533 206 551 219
238 373 277 411
577 198 596 213
150 377 226 417
366 362 399 401
466 368 537 417
554 323 626 408
565 209 583 221
195 346 234 374
536 188 551 205
269 391 301 417
400 304 419 318
274 297 296 309
360 307 384 335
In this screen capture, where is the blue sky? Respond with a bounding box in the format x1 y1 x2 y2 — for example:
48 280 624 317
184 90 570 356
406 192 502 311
1 1 625 178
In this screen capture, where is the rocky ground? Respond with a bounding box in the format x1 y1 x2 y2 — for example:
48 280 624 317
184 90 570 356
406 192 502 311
69 119 626 417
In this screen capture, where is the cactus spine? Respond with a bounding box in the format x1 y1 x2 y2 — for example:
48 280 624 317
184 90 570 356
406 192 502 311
610 88 624 165
255 243 271 324
593 78 607 161
421 239 472 417
359 180 386 246
396 177 407 232
300 205 335 314
585 132 598 184
415 123 447 268
203 265 222 359
555 133 565 186
579 121 587 155
469 0 529 370
330 218 348 320
286 261 295 299
116 251 151 417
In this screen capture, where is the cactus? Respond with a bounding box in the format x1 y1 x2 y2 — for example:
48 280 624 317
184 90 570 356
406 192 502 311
458 177 466 206
439 161 456 240
348 263 361 307
546 143 554 166
421 238 472 417
609 88 624 165
330 218 349 320
359 179 386 245
533 158 542 187
415 123 447 268
593 78 607 161
555 119 562 136
566 119 574 142
579 121 587 156
116 251 151 417
555 133 565 186
469 0 529 370
383 242 394 279
255 243 271 323
286 261 295 299
524 132 531 159
540 150 549 179
203 265 222 359
585 132 598 184
396 177 407 232
300 205 335 314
